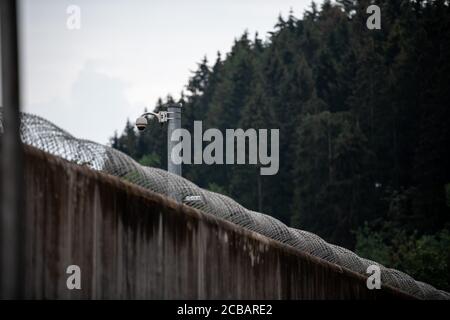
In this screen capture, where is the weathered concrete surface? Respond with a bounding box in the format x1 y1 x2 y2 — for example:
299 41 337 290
22 146 413 299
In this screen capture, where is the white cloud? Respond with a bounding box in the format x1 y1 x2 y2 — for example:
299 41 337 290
30 61 135 144
20 0 320 144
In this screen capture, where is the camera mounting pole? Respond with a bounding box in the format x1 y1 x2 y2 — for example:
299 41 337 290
167 103 182 177
136 103 182 177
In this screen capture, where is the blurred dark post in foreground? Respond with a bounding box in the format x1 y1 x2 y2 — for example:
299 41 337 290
0 0 24 299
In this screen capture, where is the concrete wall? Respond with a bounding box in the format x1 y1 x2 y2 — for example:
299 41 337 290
22 146 412 299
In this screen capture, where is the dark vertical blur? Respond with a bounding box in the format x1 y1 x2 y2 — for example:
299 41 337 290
0 0 24 299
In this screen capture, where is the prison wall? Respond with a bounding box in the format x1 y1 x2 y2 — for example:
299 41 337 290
22 146 413 299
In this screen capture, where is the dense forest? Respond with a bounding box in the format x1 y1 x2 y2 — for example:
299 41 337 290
111 0 450 290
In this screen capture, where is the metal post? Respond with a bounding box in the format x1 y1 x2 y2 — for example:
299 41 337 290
0 0 24 299
167 104 182 176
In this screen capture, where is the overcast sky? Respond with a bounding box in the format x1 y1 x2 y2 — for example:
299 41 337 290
20 0 322 144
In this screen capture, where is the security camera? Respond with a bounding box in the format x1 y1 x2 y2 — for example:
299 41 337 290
136 116 148 131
